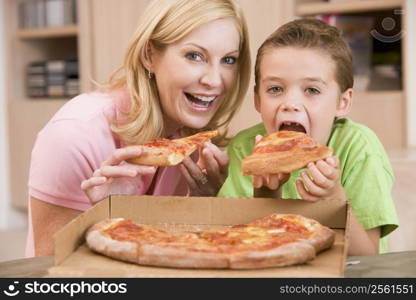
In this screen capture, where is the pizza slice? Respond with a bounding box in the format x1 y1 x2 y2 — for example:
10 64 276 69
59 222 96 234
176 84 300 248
127 130 218 166
242 130 332 175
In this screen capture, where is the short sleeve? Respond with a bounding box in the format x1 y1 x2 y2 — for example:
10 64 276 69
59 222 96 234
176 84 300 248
28 118 114 211
218 138 253 198
343 153 399 238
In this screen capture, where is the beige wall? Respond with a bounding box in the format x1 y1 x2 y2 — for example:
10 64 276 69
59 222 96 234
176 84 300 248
84 0 151 89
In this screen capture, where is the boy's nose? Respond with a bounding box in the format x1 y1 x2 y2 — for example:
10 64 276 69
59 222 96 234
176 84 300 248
281 102 301 112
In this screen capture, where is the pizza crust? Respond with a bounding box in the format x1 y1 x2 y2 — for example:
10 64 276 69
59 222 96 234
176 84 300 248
86 219 138 264
228 241 315 269
138 244 229 269
264 214 336 254
306 226 336 253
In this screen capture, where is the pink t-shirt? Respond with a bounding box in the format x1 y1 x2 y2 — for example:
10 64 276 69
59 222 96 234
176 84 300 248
26 90 189 257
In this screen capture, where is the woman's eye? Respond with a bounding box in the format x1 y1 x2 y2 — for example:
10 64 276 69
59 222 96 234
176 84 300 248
267 86 283 94
222 56 237 65
186 52 203 62
306 87 320 95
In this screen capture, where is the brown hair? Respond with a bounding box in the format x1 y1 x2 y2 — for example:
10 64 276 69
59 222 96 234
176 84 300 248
254 18 353 93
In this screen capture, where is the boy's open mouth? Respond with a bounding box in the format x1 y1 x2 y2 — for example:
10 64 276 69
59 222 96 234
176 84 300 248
279 121 307 133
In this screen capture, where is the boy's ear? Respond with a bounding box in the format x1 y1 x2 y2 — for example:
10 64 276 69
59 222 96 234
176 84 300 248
140 41 155 72
335 88 353 118
254 88 261 113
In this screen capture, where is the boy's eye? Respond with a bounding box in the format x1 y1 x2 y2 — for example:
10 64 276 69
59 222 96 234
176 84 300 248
221 56 237 65
186 52 203 62
267 86 283 94
305 87 320 95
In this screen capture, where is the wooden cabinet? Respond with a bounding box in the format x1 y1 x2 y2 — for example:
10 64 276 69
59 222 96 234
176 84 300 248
294 0 414 150
4 0 82 210
3 0 148 210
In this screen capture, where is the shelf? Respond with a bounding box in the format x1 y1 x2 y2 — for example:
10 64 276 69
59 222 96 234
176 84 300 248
296 0 403 16
17 25 78 39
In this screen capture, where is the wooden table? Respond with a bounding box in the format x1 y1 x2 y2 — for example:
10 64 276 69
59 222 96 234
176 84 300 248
0 251 415 278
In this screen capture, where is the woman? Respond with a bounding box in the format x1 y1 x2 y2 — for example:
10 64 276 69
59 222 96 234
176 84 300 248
28 0 251 256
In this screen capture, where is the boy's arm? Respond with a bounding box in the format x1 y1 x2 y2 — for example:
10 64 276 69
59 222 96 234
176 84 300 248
332 183 380 256
348 211 380 256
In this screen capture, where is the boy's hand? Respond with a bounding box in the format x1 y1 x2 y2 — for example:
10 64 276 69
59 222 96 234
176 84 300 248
252 173 290 190
296 156 343 201
252 134 290 191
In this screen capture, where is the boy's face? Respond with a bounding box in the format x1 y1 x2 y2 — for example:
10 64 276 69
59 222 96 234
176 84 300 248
255 47 352 145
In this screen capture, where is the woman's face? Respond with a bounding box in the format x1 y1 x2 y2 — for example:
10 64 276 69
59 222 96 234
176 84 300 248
150 18 240 132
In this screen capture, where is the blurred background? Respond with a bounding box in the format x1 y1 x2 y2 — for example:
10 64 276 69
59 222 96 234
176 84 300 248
1 0 415 262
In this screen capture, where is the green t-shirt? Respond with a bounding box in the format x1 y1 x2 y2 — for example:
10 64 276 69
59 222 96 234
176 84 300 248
219 118 399 253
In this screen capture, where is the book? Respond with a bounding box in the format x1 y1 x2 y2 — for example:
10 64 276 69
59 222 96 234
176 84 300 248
27 61 47 98
26 59 79 99
19 0 77 29
45 0 66 27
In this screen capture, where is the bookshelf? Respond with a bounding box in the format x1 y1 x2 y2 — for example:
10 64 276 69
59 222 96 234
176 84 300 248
4 0 84 211
294 0 412 150
4 0 150 211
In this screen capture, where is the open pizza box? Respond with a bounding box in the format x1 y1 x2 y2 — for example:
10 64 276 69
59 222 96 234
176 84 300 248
48 195 351 277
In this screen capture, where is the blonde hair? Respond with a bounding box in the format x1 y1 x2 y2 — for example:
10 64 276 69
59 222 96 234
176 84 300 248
254 18 353 93
108 0 251 145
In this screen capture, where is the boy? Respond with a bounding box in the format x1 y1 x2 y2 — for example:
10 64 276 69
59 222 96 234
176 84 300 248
219 19 398 255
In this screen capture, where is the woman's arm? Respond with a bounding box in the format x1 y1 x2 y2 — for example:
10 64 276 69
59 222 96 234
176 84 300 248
31 196 82 256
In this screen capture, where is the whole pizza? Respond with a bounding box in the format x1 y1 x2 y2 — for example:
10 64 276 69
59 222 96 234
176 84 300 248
85 213 335 269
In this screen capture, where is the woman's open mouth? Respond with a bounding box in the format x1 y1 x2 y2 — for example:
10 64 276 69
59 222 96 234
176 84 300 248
185 93 217 109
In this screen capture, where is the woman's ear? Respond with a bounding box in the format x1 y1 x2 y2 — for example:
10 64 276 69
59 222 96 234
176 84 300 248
140 41 155 72
335 88 353 118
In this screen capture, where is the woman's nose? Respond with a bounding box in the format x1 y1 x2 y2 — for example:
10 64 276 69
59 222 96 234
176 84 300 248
200 64 222 88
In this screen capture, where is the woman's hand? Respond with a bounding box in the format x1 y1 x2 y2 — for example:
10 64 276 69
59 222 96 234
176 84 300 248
180 141 229 196
296 156 344 202
81 146 156 204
